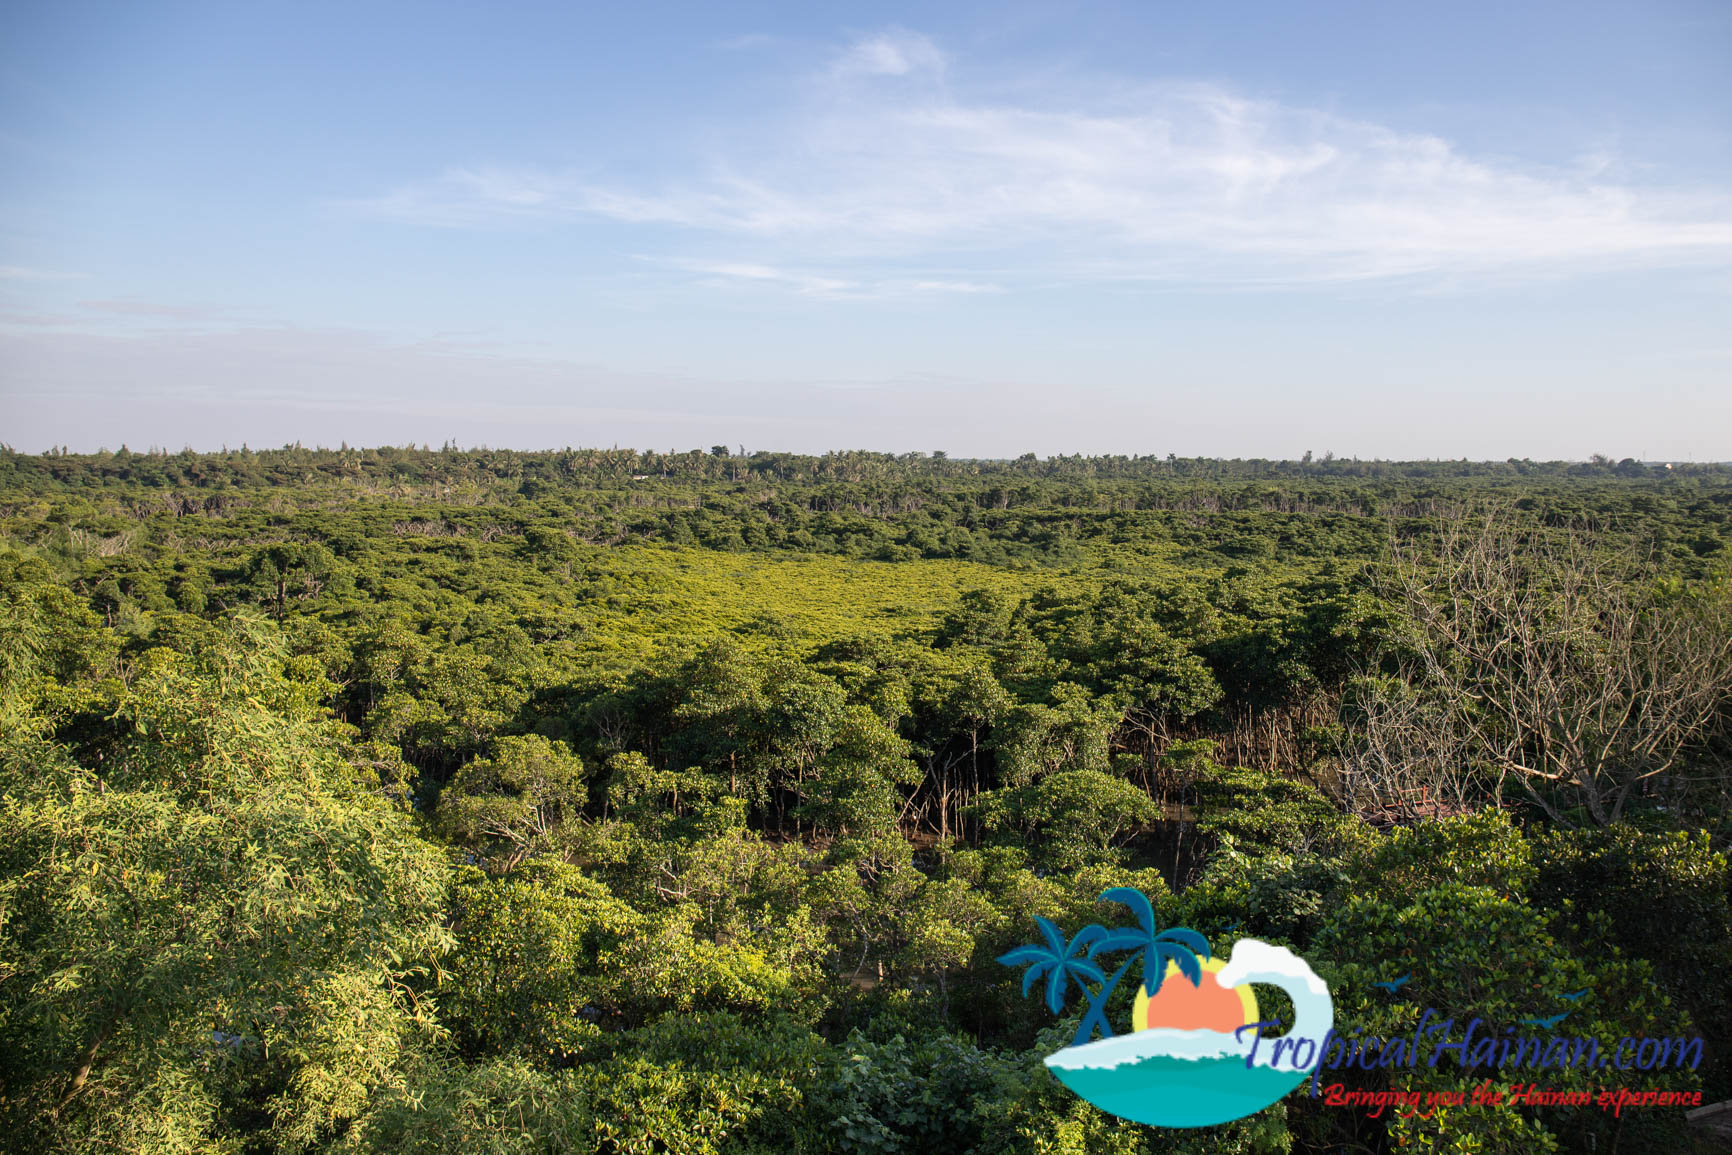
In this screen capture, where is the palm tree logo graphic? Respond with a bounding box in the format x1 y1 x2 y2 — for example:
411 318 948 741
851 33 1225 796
998 888 1212 1047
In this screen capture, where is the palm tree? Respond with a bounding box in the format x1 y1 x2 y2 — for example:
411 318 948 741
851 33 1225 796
999 891 1214 1048
996 917 1107 1016
1072 950 1142 1044
1089 886 1210 998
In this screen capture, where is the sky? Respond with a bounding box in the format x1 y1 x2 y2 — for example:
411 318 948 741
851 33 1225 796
2 0 1729 459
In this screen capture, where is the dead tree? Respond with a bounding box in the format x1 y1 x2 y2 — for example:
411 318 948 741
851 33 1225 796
1357 509 1732 826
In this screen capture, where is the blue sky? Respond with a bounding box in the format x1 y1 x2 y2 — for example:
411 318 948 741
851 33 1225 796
2 0 1729 458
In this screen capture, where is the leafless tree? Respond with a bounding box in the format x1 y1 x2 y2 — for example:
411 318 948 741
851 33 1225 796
1338 665 1485 823
1349 509 1732 826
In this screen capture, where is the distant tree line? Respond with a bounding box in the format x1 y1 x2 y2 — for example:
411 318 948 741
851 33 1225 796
3 443 1721 494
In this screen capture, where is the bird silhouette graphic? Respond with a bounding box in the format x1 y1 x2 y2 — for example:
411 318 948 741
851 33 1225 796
1559 989 1590 1002
1371 972 1411 993
1521 1012 1571 1029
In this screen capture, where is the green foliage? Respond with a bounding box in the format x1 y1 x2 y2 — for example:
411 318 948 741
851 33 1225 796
441 862 635 1059
812 1030 1001 1154
1237 810 1704 1152
437 735 589 869
977 769 1159 872
1363 808 1538 896
3 453 1729 1153
358 1013 823 1154
1184 761 1375 941
245 542 336 620
355 1057 591 1155
896 877 1002 990
1532 824 1732 1098
992 687 1123 785
1192 761 1368 860
0 627 451 1152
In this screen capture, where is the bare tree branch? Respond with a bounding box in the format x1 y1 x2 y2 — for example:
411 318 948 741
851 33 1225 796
1345 508 1732 827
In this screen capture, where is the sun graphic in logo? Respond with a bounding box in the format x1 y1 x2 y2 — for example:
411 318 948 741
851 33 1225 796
1132 956 1261 1034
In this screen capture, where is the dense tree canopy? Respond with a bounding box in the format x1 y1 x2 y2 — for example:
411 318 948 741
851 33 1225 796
1 448 1729 1152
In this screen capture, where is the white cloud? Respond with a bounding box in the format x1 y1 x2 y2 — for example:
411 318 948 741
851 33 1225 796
910 280 1002 293
674 259 859 297
830 28 944 78
351 31 1732 287
654 258 1004 298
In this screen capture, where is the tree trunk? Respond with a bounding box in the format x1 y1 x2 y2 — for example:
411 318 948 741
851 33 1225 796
58 1019 116 1112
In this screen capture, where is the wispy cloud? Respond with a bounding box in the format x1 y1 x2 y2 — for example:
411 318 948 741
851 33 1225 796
673 259 859 297
829 28 945 79
79 300 221 320
0 266 87 281
715 32 777 52
654 258 1001 298
351 30 1732 287
910 279 1002 293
